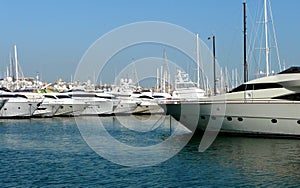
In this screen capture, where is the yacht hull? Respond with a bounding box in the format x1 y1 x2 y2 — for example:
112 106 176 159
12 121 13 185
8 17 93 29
0 101 41 118
133 101 164 114
55 103 86 116
164 101 300 136
113 100 139 115
33 103 61 117
80 100 114 115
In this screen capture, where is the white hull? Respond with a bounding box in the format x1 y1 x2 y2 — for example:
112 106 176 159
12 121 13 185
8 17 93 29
165 101 300 136
113 99 140 114
172 88 206 101
55 102 86 116
217 102 300 136
33 103 61 117
80 100 114 115
133 101 164 114
0 100 41 118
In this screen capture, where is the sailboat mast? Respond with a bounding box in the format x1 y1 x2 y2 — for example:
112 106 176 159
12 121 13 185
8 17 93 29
196 34 200 88
6 66 9 78
160 66 163 92
9 53 13 79
243 2 248 82
264 0 270 76
14 45 19 86
156 68 159 91
212 36 216 95
208 35 216 95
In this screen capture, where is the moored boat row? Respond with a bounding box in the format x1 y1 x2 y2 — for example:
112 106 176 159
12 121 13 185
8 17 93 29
0 89 171 118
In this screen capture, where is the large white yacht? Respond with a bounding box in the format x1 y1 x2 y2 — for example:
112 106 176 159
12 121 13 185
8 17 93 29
132 95 164 114
68 91 114 115
162 0 300 137
0 91 42 118
172 69 206 101
32 94 62 117
113 97 141 115
163 67 300 137
41 93 87 116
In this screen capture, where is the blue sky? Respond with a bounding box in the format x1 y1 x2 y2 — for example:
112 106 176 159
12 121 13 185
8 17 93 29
0 0 300 83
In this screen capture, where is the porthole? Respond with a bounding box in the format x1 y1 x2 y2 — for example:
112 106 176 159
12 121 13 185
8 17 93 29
297 120 300 124
18 107 21 109
4 108 7 111
200 116 205 120
227 117 232 121
271 119 277 123
237 117 243 121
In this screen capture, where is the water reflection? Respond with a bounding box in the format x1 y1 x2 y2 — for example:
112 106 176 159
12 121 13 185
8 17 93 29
0 116 300 186
188 136 300 186
75 115 194 167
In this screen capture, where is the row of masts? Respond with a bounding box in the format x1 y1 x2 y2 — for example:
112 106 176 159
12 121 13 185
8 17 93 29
2 1 279 95
205 0 280 94
231 0 280 88
7 45 21 82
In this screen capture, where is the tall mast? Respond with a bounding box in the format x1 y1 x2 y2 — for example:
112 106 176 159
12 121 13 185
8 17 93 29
14 45 19 86
243 2 248 82
156 68 159 91
196 34 200 88
208 36 216 95
9 53 13 79
163 49 170 93
6 66 9 78
212 36 216 95
264 0 269 76
160 66 163 92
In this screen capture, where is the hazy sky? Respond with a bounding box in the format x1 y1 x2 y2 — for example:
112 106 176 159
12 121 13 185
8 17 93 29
0 0 300 83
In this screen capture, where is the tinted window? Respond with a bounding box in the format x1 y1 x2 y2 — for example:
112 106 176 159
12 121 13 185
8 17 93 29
57 95 71 99
230 83 282 93
138 95 153 99
44 95 56 99
273 93 300 101
70 94 96 98
15 94 28 99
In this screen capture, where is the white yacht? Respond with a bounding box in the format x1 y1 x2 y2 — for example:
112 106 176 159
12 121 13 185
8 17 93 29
114 89 166 115
172 69 206 101
68 91 114 115
32 94 62 117
162 0 300 138
91 92 139 115
132 95 164 114
163 67 300 137
0 91 42 118
42 93 86 116
113 96 141 115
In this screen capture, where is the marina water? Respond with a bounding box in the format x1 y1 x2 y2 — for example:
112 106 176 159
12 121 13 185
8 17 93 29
1 116 300 187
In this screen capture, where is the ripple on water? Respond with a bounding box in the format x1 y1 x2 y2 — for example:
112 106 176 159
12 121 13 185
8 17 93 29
0 116 300 187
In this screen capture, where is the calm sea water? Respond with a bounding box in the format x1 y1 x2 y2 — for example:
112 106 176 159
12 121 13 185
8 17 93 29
1 115 300 187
